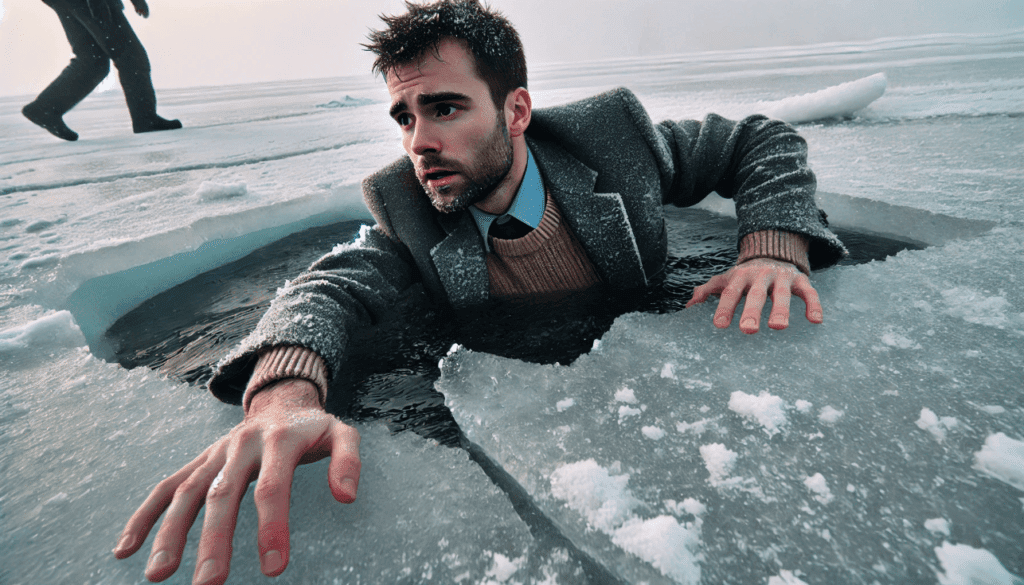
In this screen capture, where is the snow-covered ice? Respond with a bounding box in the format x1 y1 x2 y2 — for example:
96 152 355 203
2 30 1023 584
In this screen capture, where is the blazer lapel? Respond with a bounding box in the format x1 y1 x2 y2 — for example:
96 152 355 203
431 212 490 308
527 137 647 289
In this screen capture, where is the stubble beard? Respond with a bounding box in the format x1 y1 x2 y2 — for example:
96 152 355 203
420 114 513 214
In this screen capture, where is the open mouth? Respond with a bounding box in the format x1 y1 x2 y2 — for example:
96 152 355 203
426 170 456 181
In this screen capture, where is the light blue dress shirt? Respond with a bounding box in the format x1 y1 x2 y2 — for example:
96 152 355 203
468 146 545 253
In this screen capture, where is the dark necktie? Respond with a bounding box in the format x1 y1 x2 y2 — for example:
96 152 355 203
489 214 533 240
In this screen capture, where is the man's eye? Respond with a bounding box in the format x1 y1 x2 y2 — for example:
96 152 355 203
437 105 457 117
396 113 411 126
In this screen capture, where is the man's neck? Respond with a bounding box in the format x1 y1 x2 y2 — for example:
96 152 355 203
472 135 529 216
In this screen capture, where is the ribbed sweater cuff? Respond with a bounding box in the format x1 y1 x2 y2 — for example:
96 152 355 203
737 230 811 275
243 345 328 413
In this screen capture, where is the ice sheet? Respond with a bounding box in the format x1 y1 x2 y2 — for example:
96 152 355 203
440 225 1024 583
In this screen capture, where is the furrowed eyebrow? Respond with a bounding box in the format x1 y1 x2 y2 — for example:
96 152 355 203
389 92 472 119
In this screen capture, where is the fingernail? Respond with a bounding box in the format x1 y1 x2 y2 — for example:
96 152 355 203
262 550 284 574
341 477 357 495
113 534 134 554
741 318 756 329
714 317 728 327
195 559 219 584
147 550 170 573
810 311 823 321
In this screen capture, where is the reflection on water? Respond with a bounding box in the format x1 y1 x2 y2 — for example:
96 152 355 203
103 207 923 443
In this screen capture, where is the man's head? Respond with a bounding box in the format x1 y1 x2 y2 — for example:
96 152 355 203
367 1 533 215
364 0 527 110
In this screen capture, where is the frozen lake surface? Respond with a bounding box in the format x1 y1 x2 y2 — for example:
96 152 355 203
2 30 1023 584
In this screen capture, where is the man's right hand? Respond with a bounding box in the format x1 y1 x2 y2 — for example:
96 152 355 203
113 379 361 585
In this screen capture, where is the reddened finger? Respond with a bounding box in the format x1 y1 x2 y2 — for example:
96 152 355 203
768 283 793 330
116 449 213 559
793 278 824 323
192 436 261 585
328 423 361 504
144 454 225 582
254 442 303 577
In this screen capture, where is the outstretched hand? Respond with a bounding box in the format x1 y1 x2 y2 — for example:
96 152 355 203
686 258 823 333
131 0 149 18
113 379 361 584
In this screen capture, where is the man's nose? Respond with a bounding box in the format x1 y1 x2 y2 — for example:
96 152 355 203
410 123 441 156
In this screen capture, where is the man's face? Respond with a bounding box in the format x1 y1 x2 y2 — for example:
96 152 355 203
387 39 513 213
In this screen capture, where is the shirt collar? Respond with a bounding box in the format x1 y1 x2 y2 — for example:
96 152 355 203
468 146 544 252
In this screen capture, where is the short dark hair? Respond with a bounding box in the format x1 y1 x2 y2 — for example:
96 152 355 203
364 0 527 109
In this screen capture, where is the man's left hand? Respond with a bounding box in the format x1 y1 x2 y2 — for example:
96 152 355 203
686 258 823 333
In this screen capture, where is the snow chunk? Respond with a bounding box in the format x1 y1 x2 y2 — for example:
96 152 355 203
804 473 834 504
916 408 959 442
973 433 1024 491
941 287 1014 329
612 516 701 585
818 406 844 424
0 311 86 352
881 330 922 349
660 362 677 379
618 405 641 420
925 518 951 536
556 398 575 412
676 418 711 435
548 460 702 584
728 391 787 436
549 459 638 532
615 387 638 403
194 181 247 202
700 443 738 487
934 542 1022 585
794 400 813 413
484 552 524 583
768 569 810 585
760 72 887 123
641 426 666 440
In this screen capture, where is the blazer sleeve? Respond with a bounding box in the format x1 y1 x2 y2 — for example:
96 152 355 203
653 113 847 270
207 221 419 405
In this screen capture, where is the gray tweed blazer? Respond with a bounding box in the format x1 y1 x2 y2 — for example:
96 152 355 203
209 87 845 404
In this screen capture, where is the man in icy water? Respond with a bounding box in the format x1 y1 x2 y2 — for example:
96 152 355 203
114 1 845 582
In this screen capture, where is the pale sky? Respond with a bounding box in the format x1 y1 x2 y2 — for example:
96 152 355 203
2 0 1022 97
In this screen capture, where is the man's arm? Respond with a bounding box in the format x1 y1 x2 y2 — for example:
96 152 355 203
653 113 845 331
116 223 420 582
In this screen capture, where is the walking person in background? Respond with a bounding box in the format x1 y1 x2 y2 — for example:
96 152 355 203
22 0 182 141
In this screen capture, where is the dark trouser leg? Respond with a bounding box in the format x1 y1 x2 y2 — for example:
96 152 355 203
23 1 111 140
90 6 181 132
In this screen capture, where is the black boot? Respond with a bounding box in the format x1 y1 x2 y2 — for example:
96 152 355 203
22 102 79 141
133 115 182 134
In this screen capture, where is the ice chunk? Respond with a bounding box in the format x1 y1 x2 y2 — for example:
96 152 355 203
973 433 1024 491
700 443 738 487
615 386 638 403
934 542 1023 585
728 390 787 436
556 398 575 412
642 426 666 440
194 181 248 202
916 408 959 442
768 570 810 585
818 406 844 424
925 518 951 536
0 310 86 353
759 73 887 123
803 473 834 504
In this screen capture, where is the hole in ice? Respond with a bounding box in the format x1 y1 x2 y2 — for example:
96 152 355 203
100 202 940 443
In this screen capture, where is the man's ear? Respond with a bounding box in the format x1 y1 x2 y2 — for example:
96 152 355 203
505 87 532 138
